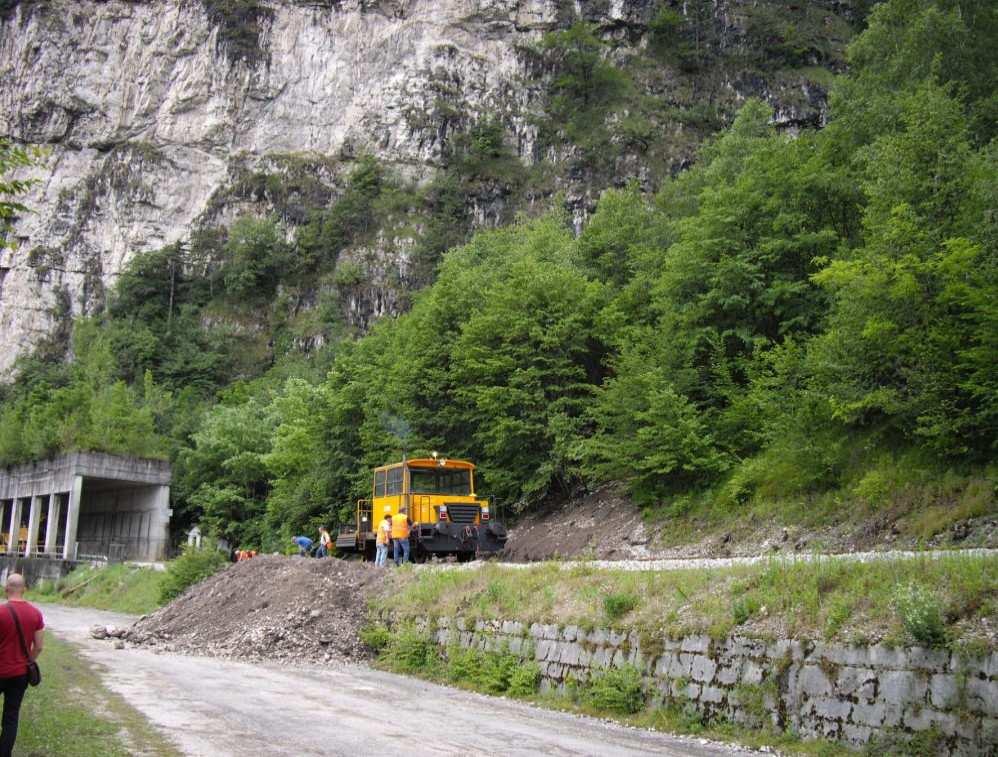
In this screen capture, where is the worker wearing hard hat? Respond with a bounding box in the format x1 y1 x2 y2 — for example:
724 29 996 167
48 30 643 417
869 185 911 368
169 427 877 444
391 507 412 566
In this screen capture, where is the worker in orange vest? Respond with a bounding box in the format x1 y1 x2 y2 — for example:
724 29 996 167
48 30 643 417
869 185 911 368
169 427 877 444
375 515 391 567
391 507 412 566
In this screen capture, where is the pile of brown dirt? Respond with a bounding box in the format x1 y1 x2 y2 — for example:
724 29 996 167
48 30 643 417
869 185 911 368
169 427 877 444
126 555 388 663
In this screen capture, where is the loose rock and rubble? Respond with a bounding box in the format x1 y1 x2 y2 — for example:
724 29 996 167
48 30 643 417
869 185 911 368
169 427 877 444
89 624 128 640
505 483 998 561
125 556 387 663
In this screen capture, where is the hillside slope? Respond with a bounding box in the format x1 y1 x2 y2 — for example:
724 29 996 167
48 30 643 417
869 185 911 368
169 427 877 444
1 0 993 555
504 484 998 561
0 0 861 373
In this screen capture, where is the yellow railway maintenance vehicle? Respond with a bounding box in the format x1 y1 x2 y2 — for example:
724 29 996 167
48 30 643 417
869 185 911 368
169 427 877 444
335 455 507 562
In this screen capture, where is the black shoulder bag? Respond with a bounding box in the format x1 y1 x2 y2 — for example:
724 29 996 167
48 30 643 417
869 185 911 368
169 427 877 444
6 604 40 686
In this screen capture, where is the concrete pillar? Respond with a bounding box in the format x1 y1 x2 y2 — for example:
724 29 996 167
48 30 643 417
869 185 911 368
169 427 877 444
25 495 42 557
7 499 21 556
62 475 83 560
154 486 172 560
0 502 5 553
44 494 61 555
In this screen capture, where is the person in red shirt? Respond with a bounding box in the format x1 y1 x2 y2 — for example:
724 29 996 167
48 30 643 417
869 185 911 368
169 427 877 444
0 573 44 757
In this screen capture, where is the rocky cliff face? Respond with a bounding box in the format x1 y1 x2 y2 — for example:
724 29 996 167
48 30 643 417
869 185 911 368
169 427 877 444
0 0 856 375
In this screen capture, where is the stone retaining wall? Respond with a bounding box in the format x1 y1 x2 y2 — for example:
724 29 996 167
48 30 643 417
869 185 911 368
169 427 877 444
423 617 997 754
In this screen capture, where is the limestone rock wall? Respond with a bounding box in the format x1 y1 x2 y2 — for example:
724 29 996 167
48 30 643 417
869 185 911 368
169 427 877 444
0 0 553 372
0 0 852 375
426 616 998 754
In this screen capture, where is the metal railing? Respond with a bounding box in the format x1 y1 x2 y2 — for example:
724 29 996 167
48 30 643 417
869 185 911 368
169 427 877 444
76 537 169 563
0 541 70 559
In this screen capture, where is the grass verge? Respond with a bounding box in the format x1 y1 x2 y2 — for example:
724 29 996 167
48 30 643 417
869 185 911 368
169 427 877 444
28 564 164 616
16 633 179 756
27 564 164 616
27 547 231 615
377 554 997 649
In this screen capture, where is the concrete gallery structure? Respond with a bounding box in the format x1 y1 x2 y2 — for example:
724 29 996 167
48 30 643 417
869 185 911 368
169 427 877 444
0 452 172 562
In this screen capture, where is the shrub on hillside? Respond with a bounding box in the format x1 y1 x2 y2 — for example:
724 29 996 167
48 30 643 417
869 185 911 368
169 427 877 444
159 546 229 603
893 582 947 647
732 595 761 626
444 644 539 696
603 592 639 622
583 664 645 714
359 624 391 653
382 626 438 674
507 660 541 697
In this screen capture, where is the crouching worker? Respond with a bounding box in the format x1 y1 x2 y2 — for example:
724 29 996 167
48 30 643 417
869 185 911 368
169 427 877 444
391 507 412 566
0 573 44 757
292 535 313 557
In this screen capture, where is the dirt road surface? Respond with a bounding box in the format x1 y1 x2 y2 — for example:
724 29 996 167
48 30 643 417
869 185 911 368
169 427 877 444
42 604 759 757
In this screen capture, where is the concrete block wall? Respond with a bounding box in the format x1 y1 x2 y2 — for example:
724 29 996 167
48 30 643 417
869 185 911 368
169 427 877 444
0 555 80 586
423 616 997 754
77 485 171 561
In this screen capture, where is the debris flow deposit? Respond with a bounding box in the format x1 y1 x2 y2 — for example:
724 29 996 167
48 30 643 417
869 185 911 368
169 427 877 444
125 556 386 663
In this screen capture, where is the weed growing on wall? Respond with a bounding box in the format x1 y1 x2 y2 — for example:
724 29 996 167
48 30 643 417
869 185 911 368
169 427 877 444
582 664 645 714
376 627 542 699
443 644 540 696
507 661 542 697
381 625 439 674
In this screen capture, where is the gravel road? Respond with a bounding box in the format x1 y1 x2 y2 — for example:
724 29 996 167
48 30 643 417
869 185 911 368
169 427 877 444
42 604 760 757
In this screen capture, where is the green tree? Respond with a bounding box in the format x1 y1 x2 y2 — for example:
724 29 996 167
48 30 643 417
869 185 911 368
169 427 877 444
541 23 627 111
264 379 342 537
176 394 275 547
105 242 231 391
293 155 385 276
0 139 41 249
0 321 166 465
807 80 996 458
538 22 636 163
221 215 289 301
832 0 998 146
451 252 602 499
584 100 854 499
585 355 727 500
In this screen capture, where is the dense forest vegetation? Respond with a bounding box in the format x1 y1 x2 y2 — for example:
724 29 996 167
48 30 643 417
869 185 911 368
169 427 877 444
1 0 995 550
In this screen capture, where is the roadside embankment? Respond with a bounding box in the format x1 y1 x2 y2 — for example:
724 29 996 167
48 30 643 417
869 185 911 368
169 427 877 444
406 616 996 754
506 481 998 562
370 555 998 754
69 551 997 752
28 563 164 615
389 555 997 648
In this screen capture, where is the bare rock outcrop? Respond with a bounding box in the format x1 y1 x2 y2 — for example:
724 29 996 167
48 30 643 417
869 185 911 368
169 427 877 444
0 0 849 373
